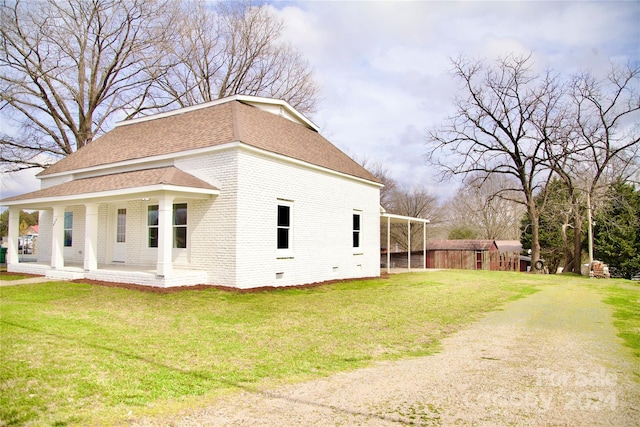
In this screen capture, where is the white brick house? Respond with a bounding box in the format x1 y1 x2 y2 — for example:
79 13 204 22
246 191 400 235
1 95 382 288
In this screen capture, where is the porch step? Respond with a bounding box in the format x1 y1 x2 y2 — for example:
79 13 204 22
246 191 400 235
46 269 86 281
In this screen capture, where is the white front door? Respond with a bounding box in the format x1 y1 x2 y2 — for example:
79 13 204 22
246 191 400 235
113 207 127 263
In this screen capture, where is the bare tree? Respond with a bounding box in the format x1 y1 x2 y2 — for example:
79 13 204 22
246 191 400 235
0 0 174 170
542 61 640 272
352 154 397 210
153 0 319 116
1 0 320 172
427 53 560 269
386 184 440 251
572 62 640 192
443 173 525 240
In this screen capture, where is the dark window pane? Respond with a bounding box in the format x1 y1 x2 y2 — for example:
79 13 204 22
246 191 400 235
148 205 158 226
149 227 158 248
117 209 126 243
63 212 73 247
353 214 360 231
174 227 187 248
277 228 289 249
64 230 73 247
277 205 290 227
173 203 187 226
353 231 360 248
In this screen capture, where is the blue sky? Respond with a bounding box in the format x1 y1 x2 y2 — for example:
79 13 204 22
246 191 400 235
1 0 639 201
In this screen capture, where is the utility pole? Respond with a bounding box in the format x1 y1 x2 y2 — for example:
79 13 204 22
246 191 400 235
587 192 594 265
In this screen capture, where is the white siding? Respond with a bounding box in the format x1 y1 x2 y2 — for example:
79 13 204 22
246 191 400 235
233 148 380 289
39 175 73 189
30 146 380 289
176 150 239 286
125 201 143 265
37 209 52 263
97 204 109 264
63 205 85 264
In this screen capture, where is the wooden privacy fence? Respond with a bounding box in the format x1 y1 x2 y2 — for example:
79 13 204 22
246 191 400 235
426 250 520 271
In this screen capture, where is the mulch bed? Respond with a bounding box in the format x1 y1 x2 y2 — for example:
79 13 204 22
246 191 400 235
72 275 387 294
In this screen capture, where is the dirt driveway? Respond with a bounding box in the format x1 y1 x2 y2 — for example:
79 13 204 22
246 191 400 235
132 282 639 426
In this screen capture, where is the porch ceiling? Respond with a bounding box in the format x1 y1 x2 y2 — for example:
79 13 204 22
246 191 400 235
1 166 219 209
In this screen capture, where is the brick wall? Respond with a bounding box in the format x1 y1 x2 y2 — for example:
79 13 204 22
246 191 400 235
96 204 109 264
31 145 380 289
233 148 381 289
37 210 52 263
125 201 143 265
64 205 85 264
176 150 239 286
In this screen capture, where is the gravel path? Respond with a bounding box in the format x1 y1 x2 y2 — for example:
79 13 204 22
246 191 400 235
132 282 640 426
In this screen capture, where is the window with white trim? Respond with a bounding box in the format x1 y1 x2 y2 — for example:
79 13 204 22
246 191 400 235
147 204 188 249
148 205 159 248
116 209 126 243
277 202 292 252
353 212 361 249
173 203 187 249
64 211 73 247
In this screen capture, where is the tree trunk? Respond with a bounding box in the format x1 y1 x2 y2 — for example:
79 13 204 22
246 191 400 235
572 211 584 273
561 223 573 272
529 201 542 273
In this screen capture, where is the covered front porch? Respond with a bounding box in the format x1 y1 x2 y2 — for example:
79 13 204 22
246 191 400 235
9 261 208 287
2 167 219 288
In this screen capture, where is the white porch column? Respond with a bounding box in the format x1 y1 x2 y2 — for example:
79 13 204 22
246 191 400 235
407 220 411 272
84 204 99 271
51 206 65 269
156 195 174 277
386 215 391 275
423 222 427 270
6 208 20 265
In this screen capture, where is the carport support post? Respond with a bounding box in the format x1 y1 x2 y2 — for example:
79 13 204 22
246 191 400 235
423 222 426 270
7 208 20 265
407 219 411 272
84 204 99 271
386 215 391 275
51 206 65 269
156 195 174 278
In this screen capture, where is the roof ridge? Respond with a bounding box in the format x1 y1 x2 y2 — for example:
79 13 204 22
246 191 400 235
230 101 242 142
34 99 380 184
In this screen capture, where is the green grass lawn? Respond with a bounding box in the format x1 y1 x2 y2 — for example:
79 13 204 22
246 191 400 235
599 281 640 358
0 266 33 281
0 273 31 281
0 270 631 426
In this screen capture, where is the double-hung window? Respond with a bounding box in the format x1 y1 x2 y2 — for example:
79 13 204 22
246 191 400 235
353 212 361 249
148 205 159 248
116 209 126 243
64 212 73 247
277 202 292 254
147 203 188 249
173 203 187 248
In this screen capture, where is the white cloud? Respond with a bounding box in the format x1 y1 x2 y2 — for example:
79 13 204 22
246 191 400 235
2 1 637 205
272 0 639 201
1 168 41 200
